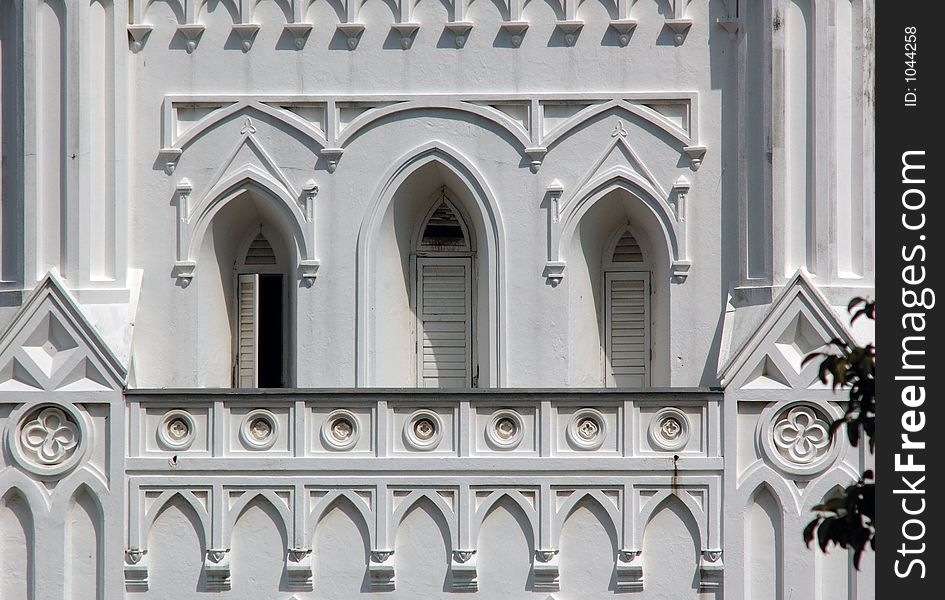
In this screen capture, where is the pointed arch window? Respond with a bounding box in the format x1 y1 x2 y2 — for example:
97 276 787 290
413 191 475 388
602 226 651 387
235 230 286 388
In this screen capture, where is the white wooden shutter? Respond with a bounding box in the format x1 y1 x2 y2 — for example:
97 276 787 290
416 258 472 388
605 272 650 387
237 273 259 388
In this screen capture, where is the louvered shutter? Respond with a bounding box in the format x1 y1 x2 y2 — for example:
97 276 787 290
416 258 472 388
605 272 650 387
237 273 258 388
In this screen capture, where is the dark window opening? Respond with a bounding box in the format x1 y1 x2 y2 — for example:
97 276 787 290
257 274 283 387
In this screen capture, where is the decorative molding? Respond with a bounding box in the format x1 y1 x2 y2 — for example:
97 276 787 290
485 410 525 450
756 400 843 478
337 23 365 49
616 550 643 591
391 23 420 49
232 23 260 52
403 410 443 451
7 403 89 478
369 550 395 591
283 23 313 49
524 147 547 173
124 548 149 591
555 20 584 46
320 147 344 173
321 409 361 451
566 409 607 451
719 270 856 389
301 180 318 222
204 549 231 591
286 548 313 591
648 407 691 452
157 410 196 451
127 25 152 52
177 24 205 53
0 271 126 391
500 21 529 48
699 549 724 591
445 22 474 48
683 145 708 170
451 550 478 591
158 148 183 175
532 549 560 591
609 19 638 47
239 410 279 451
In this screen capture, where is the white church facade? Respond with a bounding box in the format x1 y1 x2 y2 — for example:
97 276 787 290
0 1 874 598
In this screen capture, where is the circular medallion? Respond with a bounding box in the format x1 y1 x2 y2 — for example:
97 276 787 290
321 410 361 451
758 401 841 477
648 408 691 451
566 409 607 451
6 402 89 478
158 410 196 451
239 410 278 450
404 410 443 451
485 410 525 450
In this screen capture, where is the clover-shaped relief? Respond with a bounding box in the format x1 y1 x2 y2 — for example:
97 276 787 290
758 401 841 478
6 403 89 478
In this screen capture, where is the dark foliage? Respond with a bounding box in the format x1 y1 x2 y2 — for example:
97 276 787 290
802 298 875 569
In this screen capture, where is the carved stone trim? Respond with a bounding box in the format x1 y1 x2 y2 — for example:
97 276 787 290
369 550 395 591
555 20 584 46
124 548 149 591
286 548 313 591
7 402 89 479
337 23 365 50
616 549 643 591
232 24 260 52
451 550 478 591
204 549 231 591
283 23 313 49
500 21 529 47
699 549 724 591
533 549 560 592
321 409 361 451
609 19 638 47
566 409 607 451
177 25 205 53
391 23 420 49
445 22 474 48
127 25 152 52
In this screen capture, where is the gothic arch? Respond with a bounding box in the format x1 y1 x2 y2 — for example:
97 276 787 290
635 490 706 550
142 490 212 547
185 171 312 267
356 141 505 386
471 490 538 544
552 490 622 544
49 469 108 514
390 490 457 548
223 490 293 548
554 170 682 273
309 492 376 550
737 464 803 515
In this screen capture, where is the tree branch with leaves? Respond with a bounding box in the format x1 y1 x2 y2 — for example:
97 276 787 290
802 298 875 569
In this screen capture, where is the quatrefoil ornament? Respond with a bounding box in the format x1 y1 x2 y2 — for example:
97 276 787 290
21 407 79 465
772 406 829 464
7 403 89 478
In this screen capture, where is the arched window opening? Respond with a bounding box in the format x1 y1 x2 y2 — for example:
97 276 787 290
603 226 651 387
414 192 475 388
235 230 285 388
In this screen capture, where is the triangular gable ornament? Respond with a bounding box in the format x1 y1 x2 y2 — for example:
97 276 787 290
0 272 126 391
719 270 856 390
